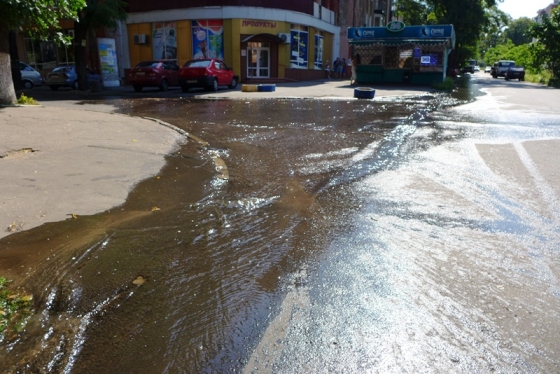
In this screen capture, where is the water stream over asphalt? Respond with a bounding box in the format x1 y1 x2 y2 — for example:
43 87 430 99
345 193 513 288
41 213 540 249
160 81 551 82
2 78 560 372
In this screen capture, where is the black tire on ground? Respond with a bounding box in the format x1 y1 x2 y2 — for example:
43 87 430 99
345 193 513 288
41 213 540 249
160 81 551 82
159 79 169 91
228 77 237 89
23 80 33 89
181 85 189 93
133 85 143 92
209 78 218 92
49 86 59 91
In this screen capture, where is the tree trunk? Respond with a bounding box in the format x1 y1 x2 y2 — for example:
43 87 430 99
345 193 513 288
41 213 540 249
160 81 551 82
0 21 18 105
9 31 23 90
74 21 89 90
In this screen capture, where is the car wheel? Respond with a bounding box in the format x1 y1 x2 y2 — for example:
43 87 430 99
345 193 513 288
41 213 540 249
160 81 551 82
181 85 190 93
133 85 143 92
23 80 33 89
228 77 237 89
49 86 59 91
159 79 169 91
505 76 509 81
210 78 218 92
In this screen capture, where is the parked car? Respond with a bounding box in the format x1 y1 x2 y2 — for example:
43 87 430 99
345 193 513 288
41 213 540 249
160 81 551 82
178 58 238 92
505 66 525 81
14 61 44 89
45 65 101 90
491 60 515 78
484 66 491 73
128 61 180 92
462 64 475 74
474 65 480 72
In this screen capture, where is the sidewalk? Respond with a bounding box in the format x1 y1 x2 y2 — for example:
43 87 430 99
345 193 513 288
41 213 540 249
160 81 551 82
0 105 183 239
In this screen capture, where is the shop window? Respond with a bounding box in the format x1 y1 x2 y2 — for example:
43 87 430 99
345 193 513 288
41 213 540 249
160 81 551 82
192 20 224 59
153 22 177 61
23 29 74 72
355 45 383 66
416 45 444 72
384 46 399 68
290 24 309 68
399 48 413 68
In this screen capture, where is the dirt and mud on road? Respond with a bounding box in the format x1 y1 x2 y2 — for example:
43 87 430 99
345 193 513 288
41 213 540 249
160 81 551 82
1 75 560 372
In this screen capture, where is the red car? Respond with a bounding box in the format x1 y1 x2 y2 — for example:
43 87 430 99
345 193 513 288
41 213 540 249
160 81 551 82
128 61 180 92
178 58 238 92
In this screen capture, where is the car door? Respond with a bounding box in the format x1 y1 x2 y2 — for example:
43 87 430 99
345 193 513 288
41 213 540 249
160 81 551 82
166 62 180 85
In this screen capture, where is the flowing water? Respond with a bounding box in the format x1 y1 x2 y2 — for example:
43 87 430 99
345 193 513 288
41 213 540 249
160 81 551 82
2 79 560 372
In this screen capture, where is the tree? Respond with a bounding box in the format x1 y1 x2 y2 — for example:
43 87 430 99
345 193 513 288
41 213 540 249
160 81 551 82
0 0 85 105
73 0 127 90
529 7 560 79
394 0 431 26
479 6 511 57
504 17 534 45
428 0 497 68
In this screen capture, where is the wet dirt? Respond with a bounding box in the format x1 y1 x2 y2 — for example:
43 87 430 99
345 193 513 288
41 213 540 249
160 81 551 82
2 78 560 373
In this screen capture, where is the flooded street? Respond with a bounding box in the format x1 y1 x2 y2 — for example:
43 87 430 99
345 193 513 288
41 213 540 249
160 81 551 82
2 76 560 372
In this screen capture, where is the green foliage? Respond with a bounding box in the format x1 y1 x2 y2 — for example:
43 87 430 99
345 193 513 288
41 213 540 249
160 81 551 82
529 7 560 79
483 40 534 72
394 0 431 26
17 93 39 105
0 277 33 339
0 0 86 43
432 77 455 90
504 17 534 45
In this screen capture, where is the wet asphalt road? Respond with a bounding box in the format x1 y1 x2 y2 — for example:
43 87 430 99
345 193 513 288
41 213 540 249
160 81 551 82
2 74 560 373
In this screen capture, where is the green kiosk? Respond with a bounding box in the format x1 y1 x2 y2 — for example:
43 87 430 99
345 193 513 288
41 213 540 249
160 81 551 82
348 23 455 85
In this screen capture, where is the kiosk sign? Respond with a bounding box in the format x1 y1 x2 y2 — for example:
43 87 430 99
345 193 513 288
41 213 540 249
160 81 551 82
387 21 405 32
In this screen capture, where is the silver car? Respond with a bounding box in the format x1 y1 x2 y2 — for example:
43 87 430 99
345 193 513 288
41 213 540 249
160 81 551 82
45 65 102 90
16 61 44 89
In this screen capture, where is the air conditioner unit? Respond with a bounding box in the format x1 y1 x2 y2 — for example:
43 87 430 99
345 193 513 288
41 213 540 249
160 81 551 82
133 34 147 45
278 33 291 44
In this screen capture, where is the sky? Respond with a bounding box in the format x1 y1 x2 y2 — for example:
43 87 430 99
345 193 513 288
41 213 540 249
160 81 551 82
498 0 555 19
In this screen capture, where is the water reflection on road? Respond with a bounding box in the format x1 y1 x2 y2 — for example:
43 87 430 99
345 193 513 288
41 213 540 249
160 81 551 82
3 83 560 373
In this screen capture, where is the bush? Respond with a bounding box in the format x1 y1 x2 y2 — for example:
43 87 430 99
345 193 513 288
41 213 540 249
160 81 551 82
432 77 455 90
17 93 39 105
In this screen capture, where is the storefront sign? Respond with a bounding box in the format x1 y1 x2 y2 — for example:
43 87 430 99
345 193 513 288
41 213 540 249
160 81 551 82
242 20 277 28
152 22 177 60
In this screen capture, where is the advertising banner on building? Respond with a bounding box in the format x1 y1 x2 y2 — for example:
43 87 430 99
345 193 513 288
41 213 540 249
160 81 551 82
290 28 308 68
314 34 323 69
152 22 177 60
192 20 224 59
97 38 119 87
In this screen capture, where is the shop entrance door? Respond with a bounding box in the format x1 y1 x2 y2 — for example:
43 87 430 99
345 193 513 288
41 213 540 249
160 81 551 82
248 43 270 78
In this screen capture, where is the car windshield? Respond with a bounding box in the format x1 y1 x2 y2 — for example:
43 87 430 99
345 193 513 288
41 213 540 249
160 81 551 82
135 61 161 68
183 60 211 68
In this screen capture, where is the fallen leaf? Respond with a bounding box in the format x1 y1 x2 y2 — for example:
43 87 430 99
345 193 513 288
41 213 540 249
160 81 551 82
151 206 161 211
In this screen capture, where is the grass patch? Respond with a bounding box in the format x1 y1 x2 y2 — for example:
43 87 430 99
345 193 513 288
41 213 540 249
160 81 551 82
432 77 455 90
17 93 39 105
0 277 33 340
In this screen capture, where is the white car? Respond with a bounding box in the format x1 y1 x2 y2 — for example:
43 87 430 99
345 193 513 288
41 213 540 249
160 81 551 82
474 65 480 72
484 66 491 73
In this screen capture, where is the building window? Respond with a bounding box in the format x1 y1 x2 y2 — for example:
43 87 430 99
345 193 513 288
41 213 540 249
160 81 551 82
290 24 308 68
192 20 224 59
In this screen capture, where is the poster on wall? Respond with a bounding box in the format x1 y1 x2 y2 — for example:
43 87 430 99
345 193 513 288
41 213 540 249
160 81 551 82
314 35 323 69
97 38 119 87
152 22 177 60
192 20 224 59
290 30 308 68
